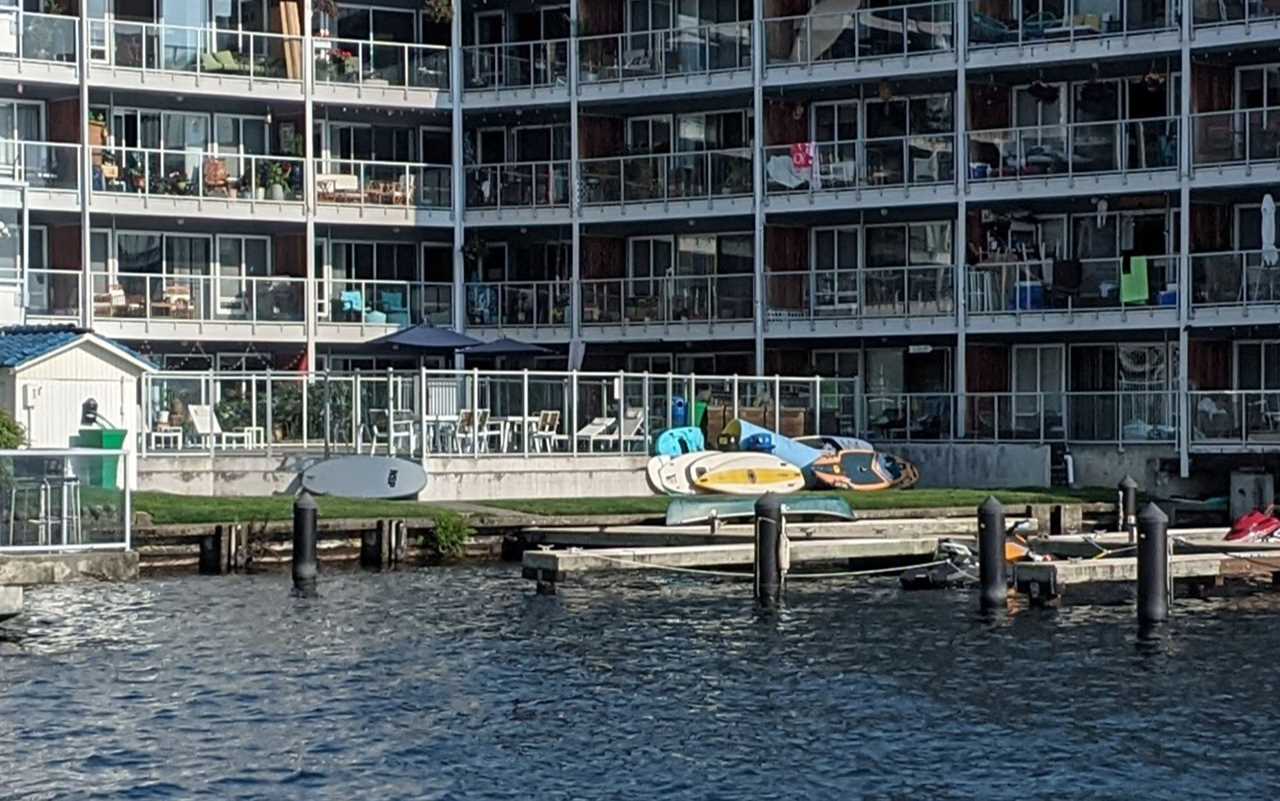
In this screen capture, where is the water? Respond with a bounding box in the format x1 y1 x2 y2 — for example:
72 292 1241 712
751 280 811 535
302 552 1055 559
3 566 1280 800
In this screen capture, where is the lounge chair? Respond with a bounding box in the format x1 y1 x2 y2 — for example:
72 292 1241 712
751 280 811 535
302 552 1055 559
187 404 258 449
575 416 616 452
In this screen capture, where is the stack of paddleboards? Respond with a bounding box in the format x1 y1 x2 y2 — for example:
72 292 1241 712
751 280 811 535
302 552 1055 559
646 450 807 496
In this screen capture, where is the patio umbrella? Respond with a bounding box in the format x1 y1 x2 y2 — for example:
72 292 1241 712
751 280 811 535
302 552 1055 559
460 337 552 357
366 324 481 352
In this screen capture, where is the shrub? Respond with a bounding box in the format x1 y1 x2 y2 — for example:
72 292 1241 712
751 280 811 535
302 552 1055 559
0 410 25 449
428 510 472 559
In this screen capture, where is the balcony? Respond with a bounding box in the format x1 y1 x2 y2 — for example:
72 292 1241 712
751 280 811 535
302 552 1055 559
1 140 80 211
765 265 955 336
86 19 303 98
0 9 78 83
577 22 752 100
763 134 956 211
1191 391 1280 452
579 274 754 341
464 160 570 225
90 147 306 221
1190 250 1280 325
462 39 569 105
465 280 572 338
966 256 1179 331
578 148 753 221
311 38 449 107
763 1 954 86
967 0 1179 67
964 391 1178 444
317 279 453 342
313 159 451 225
1192 0 1280 44
967 117 1179 200
1191 107 1280 187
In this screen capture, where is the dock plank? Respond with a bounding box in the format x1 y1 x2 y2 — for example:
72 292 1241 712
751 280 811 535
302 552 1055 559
1014 551 1280 597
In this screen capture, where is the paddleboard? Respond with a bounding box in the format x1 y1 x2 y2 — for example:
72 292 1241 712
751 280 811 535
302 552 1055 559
809 449 895 491
794 435 875 454
666 495 855 525
653 426 706 456
687 452 806 495
651 451 706 496
301 455 427 499
880 453 920 489
717 418 824 468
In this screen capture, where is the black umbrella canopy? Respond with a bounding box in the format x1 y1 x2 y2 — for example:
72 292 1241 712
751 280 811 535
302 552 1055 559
461 337 552 357
366 324 482 351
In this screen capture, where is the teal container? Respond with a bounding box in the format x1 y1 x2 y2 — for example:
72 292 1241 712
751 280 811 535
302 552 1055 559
79 428 127 487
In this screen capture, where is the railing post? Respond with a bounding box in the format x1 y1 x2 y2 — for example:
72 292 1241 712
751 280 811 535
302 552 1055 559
774 374 782 432
522 368 530 458
570 370 579 456
419 365 429 466
666 373 674 429
617 370 626 452
301 372 309 451
265 368 273 456
471 366 480 458
732 374 740 419
812 377 821 436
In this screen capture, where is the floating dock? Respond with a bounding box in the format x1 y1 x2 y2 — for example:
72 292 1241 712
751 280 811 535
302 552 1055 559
1014 550 1280 604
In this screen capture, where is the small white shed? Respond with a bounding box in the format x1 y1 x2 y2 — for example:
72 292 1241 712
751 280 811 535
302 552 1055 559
0 326 153 486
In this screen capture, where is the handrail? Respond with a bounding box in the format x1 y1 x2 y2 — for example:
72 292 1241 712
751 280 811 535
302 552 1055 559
312 36 449 89
579 273 755 325
966 256 1178 313
1192 0 1280 26
764 133 956 193
0 9 79 64
578 147 754 205
1190 107 1280 167
577 20 752 84
89 145 305 202
967 0 1177 48
88 17 302 80
765 264 954 320
464 160 571 209
465 279 572 327
462 38 569 90
968 116 1179 179
764 0 954 67
322 278 453 326
61 269 309 324
0 139 80 191
1190 250 1280 308
316 158 451 208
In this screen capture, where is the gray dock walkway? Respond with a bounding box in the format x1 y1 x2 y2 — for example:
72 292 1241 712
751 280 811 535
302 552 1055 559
1014 550 1280 603
0 586 20 621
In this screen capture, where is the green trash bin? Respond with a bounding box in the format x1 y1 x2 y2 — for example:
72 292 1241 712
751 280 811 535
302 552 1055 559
79 428 127 487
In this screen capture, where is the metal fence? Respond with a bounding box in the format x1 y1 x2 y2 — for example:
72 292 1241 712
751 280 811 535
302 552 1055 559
0 449 131 553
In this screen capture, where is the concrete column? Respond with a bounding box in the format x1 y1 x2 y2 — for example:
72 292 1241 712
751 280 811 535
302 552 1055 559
751 0 766 375
79 9 92 331
451 0 466 347
569 0 583 350
303 0 317 369
953 15 968 438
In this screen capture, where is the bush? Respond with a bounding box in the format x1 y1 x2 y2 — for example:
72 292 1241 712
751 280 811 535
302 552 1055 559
0 410 25 449
428 510 472 559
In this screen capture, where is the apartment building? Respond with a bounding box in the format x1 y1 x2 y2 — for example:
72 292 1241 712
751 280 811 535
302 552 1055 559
1 0 1279 479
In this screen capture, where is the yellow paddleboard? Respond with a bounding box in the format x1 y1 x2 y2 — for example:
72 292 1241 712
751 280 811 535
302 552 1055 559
689 453 806 495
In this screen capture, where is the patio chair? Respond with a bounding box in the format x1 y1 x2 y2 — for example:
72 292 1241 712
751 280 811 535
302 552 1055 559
453 409 501 453
187 404 258 450
575 416 616 452
530 410 562 452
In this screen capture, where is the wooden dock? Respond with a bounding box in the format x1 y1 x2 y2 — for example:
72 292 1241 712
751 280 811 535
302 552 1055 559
521 536 942 587
1014 549 1280 604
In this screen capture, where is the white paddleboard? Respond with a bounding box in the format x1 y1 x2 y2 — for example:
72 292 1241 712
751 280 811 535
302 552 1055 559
687 452 806 495
653 451 706 496
301 455 428 500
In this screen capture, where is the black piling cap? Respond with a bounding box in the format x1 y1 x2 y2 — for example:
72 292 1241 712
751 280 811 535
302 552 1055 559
1120 475 1138 491
294 490 317 511
754 492 784 517
978 496 1003 515
1138 502 1168 525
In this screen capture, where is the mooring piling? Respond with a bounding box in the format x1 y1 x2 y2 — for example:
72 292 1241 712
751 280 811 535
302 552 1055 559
1137 503 1170 624
292 491 318 596
1119 476 1139 543
197 531 221 576
753 493 785 607
977 497 1006 611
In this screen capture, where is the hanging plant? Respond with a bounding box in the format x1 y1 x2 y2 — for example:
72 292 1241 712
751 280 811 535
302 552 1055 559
314 0 338 18
422 0 453 23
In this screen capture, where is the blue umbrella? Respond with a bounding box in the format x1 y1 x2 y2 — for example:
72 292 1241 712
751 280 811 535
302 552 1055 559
366 324 481 352
461 337 552 357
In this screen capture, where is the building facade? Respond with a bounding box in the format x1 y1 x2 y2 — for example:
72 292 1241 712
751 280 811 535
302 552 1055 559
0 0 1278 478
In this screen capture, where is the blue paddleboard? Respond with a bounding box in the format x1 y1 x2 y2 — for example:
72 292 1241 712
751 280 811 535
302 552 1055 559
653 426 706 456
717 418 824 469
301 456 428 499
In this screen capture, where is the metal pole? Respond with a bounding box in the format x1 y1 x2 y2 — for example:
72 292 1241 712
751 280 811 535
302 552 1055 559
420 365 429 466
292 491 318 596
1137 502 1170 625
323 369 332 459
977 496 1006 611
198 530 221 575
1119 475 1138 542
265 368 273 456
522 368 530 457
753 492 785 607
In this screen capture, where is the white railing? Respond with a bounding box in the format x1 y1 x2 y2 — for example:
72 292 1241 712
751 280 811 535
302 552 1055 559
0 139 79 191
0 9 78 64
967 256 1179 314
465 160 570 210
466 280 572 328
765 0 953 66
764 134 955 195
578 21 751 84
90 145 306 202
312 37 449 89
964 390 1179 444
82 271 307 325
316 159 451 208
968 117 1180 181
463 38 569 90
1191 250 1280 309
1191 107 1280 168
579 274 755 325
579 148 753 205
766 265 955 322
321 279 453 327
0 449 130 553
88 18 303 80
968 0 1176 47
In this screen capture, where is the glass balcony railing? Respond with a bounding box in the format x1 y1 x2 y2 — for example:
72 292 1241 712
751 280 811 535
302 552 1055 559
463 39 569 90
579 148 753 205
0 9 78 63
863 393 956 441
580 274 754 325
91 146 305 202
967 117 1179 181
967 256 1178 314
61 271 310 325
765 265 954 321
1193 0 1280 26
24 269 82 318
1191 391 1280 445
465 161 570 210
316 159 451 208
89 19 303 80
578 21 751 84
323 279 453 327
312 38 449 90
1191 250 1280 308
1192 107 1280 168
465 280 572 328
968 0 1176 47
0 140 79 191
764 135 955 194
965 391 1178 443
765 1 954 67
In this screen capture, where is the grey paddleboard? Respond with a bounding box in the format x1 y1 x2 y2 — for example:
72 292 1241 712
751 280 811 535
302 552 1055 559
301 456 428 499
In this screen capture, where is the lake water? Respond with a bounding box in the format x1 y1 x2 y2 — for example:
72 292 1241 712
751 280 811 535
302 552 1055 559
3 565 1279 799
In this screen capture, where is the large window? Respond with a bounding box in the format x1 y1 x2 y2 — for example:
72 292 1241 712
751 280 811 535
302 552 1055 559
628 236 673 296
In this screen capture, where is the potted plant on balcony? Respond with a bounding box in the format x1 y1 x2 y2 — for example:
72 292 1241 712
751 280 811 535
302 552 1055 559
258 160 287 201
422 0 452 22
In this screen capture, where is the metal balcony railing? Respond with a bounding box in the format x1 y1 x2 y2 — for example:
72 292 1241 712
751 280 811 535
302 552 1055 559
463 38 569 90
316 159 451 208
466 280 572 328
1193 0 1280 26
967 256 1179 314
465 161 570 210
90 146 306 202
968 0 1176 47
765 0 953 67
579 148 753 205
321 279 453 327
88 18 303 80
967 117 1179 181
578 21 751 84
766 265 954 321
312 37 449 90
0 139 80 191
0 9 78 64
1191 391 1280 446
579 274 754 326
764 134 955 195
1192 107 1280 168
1191 250 1280 309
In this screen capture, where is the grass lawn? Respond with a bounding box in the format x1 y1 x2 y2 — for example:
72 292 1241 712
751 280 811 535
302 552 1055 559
480 487 1117 517
132 492 462 526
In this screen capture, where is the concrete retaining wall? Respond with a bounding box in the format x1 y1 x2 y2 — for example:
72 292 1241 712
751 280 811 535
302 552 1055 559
0 585 21 621
0 551 139 586
1067 444 1205 495
888 443 1051 488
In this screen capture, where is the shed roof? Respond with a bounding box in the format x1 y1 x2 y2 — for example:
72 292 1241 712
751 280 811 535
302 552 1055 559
0 326 154 372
